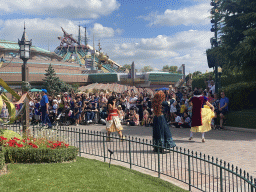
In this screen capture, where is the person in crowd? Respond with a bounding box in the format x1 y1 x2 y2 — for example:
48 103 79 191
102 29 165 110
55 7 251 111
73 102 80 126
152 91 176 153
127 108 140 126
106 96 125 141
189 90 214 142
85 103 95 124
40 89 52 128
180 100 187 115
212 93 220 129
187 101 193 117
136 94 144 121
170 112 183 128
117 105 125 124
219 91 229 129
180 112 191 128
210 80 215 94
142 107 149 126
170 100 177 122
33 98 40 125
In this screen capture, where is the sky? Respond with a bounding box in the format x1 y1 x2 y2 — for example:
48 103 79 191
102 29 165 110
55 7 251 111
0 0 214 74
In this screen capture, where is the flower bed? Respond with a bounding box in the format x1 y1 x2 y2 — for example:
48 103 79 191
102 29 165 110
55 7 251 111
0 148 4 170
0 135 78 163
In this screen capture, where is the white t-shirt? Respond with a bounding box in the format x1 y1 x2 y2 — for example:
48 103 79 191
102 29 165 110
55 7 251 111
175 116 182 124
170 101 177 113
210 85 215 94
129 96 137 108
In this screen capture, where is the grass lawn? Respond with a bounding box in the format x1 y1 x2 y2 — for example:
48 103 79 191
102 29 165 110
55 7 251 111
0 157 187 192
226 109 256 129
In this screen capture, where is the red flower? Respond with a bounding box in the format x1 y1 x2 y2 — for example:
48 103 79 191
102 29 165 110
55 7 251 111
13 137 20 141
22 139 25 143
0 136 7 140
16 144 24 148
32 144 38 148
65 144 69 147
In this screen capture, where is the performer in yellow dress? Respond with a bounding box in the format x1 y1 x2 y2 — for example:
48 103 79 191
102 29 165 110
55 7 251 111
189 90 215 142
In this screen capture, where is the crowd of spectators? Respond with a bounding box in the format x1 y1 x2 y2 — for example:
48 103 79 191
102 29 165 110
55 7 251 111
1 81 229 129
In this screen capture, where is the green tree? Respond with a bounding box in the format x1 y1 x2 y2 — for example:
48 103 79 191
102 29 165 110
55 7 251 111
162 65 170 72
42 64 60 95
169 66 178 73
42 64 74 95
192 71 202 77
161 65 178 73
141 65 153 72
209 0 256 79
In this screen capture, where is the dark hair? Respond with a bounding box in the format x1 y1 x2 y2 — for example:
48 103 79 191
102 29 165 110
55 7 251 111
194 90 202 95
107 96 116 110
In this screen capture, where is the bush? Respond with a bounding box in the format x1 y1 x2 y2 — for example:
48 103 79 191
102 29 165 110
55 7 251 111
0 148 4 170
3 146 78 163
0 130 22 141
220 81 256 111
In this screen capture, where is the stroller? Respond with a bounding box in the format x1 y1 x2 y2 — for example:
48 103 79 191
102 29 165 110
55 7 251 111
55 108 75 126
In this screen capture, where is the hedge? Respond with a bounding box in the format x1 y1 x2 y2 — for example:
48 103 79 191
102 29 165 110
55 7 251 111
3 146 78 163
0 148 4 170
220 81 256 111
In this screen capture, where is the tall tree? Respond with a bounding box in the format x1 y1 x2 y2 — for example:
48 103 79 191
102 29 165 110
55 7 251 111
162 65 170 72
42 64 73 95
42 64 60 95
169 66 178 73
209 0 256 78
141 65 153 72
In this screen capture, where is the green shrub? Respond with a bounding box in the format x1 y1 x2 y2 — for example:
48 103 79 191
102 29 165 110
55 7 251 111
0 148 4 170
3 146 78 163
0 129 22 140
220 81 256 111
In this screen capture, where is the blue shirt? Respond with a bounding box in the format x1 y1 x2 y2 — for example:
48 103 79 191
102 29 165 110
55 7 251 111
40 95 48 107
220 97 229 111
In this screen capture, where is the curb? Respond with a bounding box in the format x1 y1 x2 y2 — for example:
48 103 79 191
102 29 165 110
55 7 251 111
224 126 256 133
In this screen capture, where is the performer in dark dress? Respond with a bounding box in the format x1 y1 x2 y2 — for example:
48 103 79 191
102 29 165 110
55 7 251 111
152 91 176 152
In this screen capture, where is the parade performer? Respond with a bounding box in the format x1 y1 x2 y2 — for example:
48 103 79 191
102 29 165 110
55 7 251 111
189 90 214 142
152 91 176 152
106 96 125 141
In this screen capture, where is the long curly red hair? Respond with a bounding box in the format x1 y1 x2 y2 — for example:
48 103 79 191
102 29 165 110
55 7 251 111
152 91 165 116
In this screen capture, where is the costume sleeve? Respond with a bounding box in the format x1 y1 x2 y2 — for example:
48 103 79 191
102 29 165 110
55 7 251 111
203 96 208 102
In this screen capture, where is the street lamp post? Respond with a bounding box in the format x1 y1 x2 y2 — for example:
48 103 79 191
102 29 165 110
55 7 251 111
18 23 32 133
218 66 222 91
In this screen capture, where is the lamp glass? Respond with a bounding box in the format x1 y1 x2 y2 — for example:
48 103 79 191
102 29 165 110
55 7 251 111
25 51 29 59
25 44 30 51
20 45 25 51
20 51 25 57
218 67 222 73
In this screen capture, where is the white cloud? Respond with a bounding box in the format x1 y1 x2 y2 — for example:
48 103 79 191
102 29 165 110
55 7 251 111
0 18 82 50
0 0 120 19
90 23 115 38
89 23 123 39
101 30 213 73
141 3 211 26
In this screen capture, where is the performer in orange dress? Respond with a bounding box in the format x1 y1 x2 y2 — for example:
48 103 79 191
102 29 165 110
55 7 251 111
106 96 125 141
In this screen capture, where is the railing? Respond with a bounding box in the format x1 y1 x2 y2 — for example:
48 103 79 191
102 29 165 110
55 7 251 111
2 124 256 192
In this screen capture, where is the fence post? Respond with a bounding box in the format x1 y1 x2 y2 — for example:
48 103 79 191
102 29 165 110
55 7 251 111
129 136 132 169
157 141 160 178
103 132 106 162
188 149 191 192
220 160 223 192
78 129 81 156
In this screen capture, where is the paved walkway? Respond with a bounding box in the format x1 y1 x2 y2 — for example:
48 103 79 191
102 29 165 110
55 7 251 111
69 124 256 179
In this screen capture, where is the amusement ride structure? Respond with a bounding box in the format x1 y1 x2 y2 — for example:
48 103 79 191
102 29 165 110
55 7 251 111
54 26 125 73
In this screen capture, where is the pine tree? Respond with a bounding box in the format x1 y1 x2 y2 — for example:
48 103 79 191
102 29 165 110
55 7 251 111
42 64 61 95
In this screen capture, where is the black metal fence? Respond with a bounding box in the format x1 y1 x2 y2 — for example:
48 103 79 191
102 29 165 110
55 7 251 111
2 124 256 192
